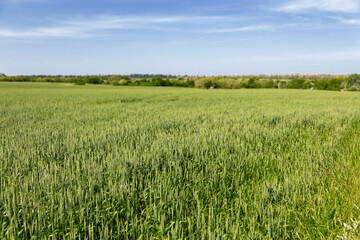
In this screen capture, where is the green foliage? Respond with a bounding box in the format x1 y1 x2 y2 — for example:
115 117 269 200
1 83 360 239
247 77 258 88
0 75 358 91
329 78 346 90
194 77 215 88
150 77 171 86
119 75 131 81
347 74 360 88
86 76 102 84
74 78 86 85
263 79 276 88
286 79 307 89
315 78 346 91
111 80 120 86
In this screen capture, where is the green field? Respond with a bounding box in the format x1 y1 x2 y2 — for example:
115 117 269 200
1 82 360 239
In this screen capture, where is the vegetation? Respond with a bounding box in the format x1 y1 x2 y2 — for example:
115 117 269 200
1 73 359 91
347 74 360 91
1 82 360 239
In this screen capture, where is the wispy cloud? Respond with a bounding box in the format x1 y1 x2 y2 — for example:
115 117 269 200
0 15 269 38
276 0 360 13
62 15 231 27
233 49 360 63
165 40 192 45
206 25 273 33
334 17 360 25
0 28 76 37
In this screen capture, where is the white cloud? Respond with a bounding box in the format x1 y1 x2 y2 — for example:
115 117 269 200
59 15 232 32
206 25 273 33
277 0 360 13
0 15 267 38
0 27 75 37
335 17 360 25
233 49 360 63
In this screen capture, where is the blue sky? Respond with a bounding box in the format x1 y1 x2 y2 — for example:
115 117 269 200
1 0 360 75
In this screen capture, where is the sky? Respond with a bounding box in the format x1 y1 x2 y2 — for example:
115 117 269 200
0 0 360 75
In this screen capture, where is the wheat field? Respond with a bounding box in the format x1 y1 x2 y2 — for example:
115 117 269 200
1 82 360 239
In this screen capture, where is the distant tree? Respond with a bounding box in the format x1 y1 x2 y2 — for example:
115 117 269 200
247 77 259 88
263 79 276 88
186 79 195 87
312 78 344 91
328 78 346 91
120 75 131 81
86 76 102 84
314 80 330 90
195 78 214 88
286 79 306 89
74 78 86 85
347 74 360 87
151 77 171 86
111 81 120 86
275 80 281 89
247 77 255 87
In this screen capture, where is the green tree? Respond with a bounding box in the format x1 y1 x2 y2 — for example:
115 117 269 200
328 78 345 91
86 76 102 84
347 74 360 87
263 79 276 88
247 77 260 88
286 79 306 89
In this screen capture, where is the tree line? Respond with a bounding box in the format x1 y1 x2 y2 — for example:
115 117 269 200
0 73 359 91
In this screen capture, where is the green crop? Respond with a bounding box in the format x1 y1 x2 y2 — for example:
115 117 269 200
1 82 360 239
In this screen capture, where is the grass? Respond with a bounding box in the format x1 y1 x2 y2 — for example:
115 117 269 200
1 82 360 239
